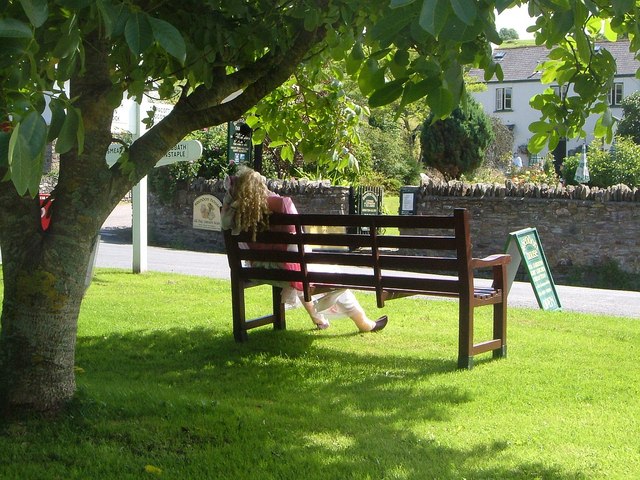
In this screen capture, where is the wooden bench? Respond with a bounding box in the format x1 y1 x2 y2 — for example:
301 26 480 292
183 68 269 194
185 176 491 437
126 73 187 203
223 208 510 369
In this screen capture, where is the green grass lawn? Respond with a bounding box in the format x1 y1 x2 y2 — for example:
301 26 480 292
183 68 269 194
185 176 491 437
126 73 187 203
1 269 639 479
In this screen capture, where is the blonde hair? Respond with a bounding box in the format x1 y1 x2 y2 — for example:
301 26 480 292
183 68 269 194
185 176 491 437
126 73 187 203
230 167 271 240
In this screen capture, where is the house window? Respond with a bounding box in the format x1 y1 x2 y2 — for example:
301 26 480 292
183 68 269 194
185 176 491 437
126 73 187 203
495 87 512 111
608 82 624 106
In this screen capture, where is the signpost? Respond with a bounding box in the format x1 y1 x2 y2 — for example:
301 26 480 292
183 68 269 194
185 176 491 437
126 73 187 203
105 140 203 168
227 120 252 165
505 228 561 311
110 96 202 273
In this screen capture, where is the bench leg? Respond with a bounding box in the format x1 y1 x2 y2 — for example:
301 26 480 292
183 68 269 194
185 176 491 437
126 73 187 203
231 280 249 343
458 355 474 370
492 298 507 359
458 299 474 369
272 286 286 331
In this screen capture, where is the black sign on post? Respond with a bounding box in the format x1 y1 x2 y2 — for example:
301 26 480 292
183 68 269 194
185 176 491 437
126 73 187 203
352 186 382 235
505 228 561 311
227 121 252 166
399 186 419 215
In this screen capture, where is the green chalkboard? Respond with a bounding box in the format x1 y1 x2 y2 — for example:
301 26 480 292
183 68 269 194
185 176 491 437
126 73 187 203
505 228 561 311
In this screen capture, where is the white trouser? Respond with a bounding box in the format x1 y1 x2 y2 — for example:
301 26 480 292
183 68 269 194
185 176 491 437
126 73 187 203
301 289 363 319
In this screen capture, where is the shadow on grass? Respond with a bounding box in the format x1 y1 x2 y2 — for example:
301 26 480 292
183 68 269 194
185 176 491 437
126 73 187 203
51 326 590 479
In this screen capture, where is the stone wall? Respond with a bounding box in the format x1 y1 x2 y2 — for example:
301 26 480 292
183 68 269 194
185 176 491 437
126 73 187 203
412 179 640 275
148 177 640 279
148 177 351 253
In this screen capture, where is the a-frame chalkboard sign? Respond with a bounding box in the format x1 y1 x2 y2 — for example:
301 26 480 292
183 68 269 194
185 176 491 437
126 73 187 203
505 228 562 311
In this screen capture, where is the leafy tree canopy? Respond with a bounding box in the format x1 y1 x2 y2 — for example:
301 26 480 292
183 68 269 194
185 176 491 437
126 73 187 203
499 27 520 41
0 0 637 197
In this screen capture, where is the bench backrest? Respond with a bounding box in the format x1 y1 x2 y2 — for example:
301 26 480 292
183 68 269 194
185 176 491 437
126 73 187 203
224 208 475 306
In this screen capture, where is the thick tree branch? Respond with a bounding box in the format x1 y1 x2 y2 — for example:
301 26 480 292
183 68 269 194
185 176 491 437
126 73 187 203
175 25 326 131
118 24 326 189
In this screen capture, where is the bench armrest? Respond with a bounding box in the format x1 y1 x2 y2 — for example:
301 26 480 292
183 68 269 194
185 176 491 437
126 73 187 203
470 254 511 269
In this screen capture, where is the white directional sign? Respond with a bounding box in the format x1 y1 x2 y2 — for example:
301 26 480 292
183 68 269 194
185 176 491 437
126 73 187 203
105 140 203 167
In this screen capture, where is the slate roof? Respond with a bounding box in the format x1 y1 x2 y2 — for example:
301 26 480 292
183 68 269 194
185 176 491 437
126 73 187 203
469 40 640 83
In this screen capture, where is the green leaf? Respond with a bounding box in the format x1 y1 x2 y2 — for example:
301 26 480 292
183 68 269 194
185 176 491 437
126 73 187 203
358 59 385 96
149 17 186 63
281 144 294 162
529 121 552 133
345 43 364 76
56 107 82 154
528 133 548 153
450 0 477 26
368 78 407 108
419 0 449 37
548 10 574 44
601 107 614 127
574 31 591 63
611 0 634 16
390 0 416 7
547 130 559 151
52 29 80 58
399 79 431 108
494 0 513 13
125 13 153 55
427 86 453 119
369 9 412 47
603 20 617 42
8 111 46 196
46 98 66 142
18 0 48 28
0 18 33 38
96 0 116 36
439 16 481 42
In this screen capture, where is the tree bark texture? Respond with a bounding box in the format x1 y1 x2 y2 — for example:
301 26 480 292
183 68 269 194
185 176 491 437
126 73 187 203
0 170 99 414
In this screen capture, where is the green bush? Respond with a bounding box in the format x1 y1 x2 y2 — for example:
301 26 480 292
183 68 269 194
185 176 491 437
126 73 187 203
420 97 494 180
350 122 421 193
617 91 640 144
562 136 640 187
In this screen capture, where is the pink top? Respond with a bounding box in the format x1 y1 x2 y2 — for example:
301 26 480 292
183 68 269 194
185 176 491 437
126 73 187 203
246 194 303 291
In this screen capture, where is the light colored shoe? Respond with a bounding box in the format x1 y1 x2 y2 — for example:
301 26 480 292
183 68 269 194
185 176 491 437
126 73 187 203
312 315 330 330
314 320 330 330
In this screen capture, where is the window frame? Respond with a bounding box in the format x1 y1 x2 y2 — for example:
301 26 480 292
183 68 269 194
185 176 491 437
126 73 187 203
495 87 512 111
608 82 624 106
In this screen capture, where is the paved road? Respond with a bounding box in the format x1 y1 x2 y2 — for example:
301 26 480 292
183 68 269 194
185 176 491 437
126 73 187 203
96 204 640 319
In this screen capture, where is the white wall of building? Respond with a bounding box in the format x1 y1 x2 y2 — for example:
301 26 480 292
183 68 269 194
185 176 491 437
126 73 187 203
472 77 640 165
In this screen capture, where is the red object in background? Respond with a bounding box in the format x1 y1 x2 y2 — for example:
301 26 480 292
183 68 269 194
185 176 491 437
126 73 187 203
39 193 53 231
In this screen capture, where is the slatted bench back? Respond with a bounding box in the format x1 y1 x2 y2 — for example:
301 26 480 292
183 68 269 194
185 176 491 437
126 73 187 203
224 208 474 307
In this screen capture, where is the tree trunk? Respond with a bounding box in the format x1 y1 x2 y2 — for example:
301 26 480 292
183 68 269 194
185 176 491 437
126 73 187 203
0 224 95 416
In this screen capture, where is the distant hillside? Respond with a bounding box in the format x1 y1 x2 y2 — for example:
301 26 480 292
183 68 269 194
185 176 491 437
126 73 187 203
495 39 537 48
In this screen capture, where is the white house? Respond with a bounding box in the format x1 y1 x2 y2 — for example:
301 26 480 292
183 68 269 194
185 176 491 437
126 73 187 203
470 40 640 167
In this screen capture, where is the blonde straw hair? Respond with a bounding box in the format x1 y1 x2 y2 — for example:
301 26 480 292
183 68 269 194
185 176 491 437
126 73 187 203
230 167 271 240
